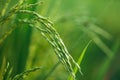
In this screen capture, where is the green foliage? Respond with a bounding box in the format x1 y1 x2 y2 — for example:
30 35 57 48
0 0 82 80
12 67 41 80
68 40 92 80
0 0 120 80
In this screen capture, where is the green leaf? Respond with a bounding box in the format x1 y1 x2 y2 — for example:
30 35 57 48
68 40 92 80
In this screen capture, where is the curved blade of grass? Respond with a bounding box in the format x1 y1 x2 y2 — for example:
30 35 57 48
42 61 60 80
89 23 112 40
75 18 113 58
95 39 120 80
68 40 92 80
90 32 113 58
80 26 113 58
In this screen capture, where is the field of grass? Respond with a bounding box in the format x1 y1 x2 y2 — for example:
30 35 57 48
0 0 120 80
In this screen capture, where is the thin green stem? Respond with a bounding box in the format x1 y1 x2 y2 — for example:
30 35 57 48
43 61 60 80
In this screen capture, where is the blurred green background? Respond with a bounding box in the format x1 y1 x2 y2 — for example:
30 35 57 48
0 0 120 80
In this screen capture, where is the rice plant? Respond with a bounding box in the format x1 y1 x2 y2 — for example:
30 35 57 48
0 0 120 80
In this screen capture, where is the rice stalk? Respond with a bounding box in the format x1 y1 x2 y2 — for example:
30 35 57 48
20 1 44 9
0 0 42 24
18 10 82 79
0 0 25 23
1 1 82 79
12 67 42 80
0 1 43 45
